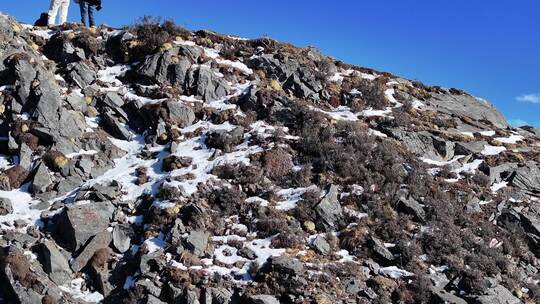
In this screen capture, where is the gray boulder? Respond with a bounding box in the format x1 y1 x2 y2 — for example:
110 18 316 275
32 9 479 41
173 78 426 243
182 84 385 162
202 287 232 304
474 285 521 304
269 255 304 276
67 61 96 88
0 197 13 215
184 230 210 257
70 229 112 272
101 111 133 140
185 65 230 102
424 92 509 129
396 196 426 222
310 235 331 255
314 185 343 231
509 162 540 196
249 295 280 304
56 200 115 251
368 236 394 262
163 100 195 127
112 224 132 253
37 241 72 285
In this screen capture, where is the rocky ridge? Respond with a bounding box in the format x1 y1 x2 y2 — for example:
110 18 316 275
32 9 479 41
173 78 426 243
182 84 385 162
0 13 539 304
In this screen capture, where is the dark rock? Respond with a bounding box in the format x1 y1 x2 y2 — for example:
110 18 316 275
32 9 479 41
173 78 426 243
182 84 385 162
396 196 426 222
36 241 72 285
163 100 195 127
162 155 193 172
310 235 331 255
56 200 115 252
70 230 112 272
473 285 520 304
368 236 394 262
454 141 488 155
314 185 343 231
269 255 304 276
202 287 233 304
185 65 230 102
101 111 133 140
67 61 96 88
206 127 244 152
509 162 540 196
184 230 210 257
431 287 467 304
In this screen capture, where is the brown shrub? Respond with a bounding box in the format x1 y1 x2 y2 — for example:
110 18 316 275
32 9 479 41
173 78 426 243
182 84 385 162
263 148 293 181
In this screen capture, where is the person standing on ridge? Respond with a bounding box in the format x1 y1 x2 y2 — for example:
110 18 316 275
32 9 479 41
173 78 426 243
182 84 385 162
48 0 70 26
75 0 102 27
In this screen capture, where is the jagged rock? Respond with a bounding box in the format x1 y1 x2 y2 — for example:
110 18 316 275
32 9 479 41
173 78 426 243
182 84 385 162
269 256 304 276
112 224 132 253
202 287 233 304
184 230 210 257
65 91 87 112
206 127 244 152
249 295 280 304
18 142 33 171
101 91 125 110
509 162 540 196
36 241 72 285
163 100 195 127
368 236 394 262
396 196 426 222
283 66 324 99
424 92 509 129
0 246 63 304
454 141 488 155
70 230 112 272
310 235 331 255
177 44 203 63
185 65 230 101
3 231 38 248
67 61 96 88
431 287 467 304
0 197 13 215
101 111 132 140
473 285 520 304
480 162 518 183
55 201 115 251
170 58 192 85
314 185 343 231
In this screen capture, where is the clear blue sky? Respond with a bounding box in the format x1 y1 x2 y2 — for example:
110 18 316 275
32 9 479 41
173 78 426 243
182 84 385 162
3 1 539 127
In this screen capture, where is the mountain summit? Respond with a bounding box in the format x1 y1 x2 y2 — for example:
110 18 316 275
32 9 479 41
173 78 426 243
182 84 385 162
0 13 539 304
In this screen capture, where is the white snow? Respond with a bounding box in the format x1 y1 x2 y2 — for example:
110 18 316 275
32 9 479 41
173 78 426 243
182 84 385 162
491 181 508 193
494 134 525 145
311 106 359 122
216 58 253 75
481 145 506 156
379 266 414 279
59 278 104 303
0 184 43 231
275 187 315 211
97 64 132 85
360 107 392 117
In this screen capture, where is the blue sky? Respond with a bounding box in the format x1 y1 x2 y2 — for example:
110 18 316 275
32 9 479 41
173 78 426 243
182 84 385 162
3 1 539 127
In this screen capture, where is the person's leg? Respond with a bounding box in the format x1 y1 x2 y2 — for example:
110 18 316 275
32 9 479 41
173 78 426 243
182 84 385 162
58 0 70 24
80 3 88 26
88 5 95 27
48 0 61 25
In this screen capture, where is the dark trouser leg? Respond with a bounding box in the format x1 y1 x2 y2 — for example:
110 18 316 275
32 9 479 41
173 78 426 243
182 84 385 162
88 5 95 27
80 3 88 26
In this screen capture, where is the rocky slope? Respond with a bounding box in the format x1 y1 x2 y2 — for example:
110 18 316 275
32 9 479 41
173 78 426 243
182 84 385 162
0 13 539 304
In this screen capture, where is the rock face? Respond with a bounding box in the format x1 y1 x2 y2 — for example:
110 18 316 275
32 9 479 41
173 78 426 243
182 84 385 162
55 201 115 251
424 92 509 129
0 12 539 304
